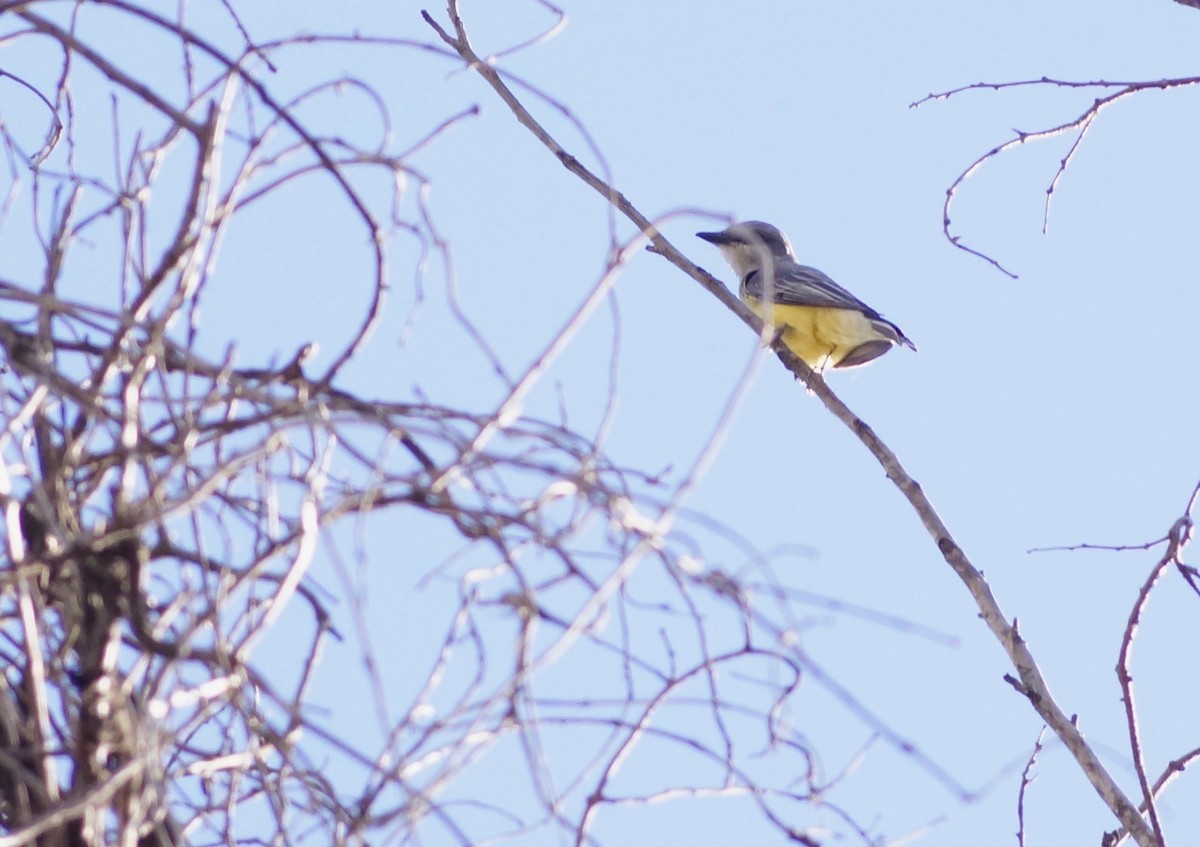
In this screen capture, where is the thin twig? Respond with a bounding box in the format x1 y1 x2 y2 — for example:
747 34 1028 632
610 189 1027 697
1016 727 1045 847
911 74 1200 276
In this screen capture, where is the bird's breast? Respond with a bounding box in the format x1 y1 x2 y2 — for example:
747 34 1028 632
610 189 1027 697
742 297 884 368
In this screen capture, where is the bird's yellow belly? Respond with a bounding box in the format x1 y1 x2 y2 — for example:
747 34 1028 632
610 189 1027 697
746 300 878 368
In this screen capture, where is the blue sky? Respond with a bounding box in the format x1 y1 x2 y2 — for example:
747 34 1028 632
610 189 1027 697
376 3 1200 843
358 2 1199 841
4 1 1199 845
182 0 1200 843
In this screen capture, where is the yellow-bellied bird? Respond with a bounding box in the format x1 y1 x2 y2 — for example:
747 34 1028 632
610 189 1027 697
698 221 915 370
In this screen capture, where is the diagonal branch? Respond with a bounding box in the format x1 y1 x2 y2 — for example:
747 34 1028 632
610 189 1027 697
421 3 1159 844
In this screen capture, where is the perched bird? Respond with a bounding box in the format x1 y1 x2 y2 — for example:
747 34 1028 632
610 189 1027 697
697 221 915 370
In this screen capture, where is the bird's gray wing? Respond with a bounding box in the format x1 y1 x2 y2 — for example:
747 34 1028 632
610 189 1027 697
742 261 916 351
742 262 882 318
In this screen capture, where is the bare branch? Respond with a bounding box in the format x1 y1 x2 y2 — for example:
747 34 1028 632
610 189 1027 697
1015 727 1045 847
912 75 1200 275
1115 553 1172 846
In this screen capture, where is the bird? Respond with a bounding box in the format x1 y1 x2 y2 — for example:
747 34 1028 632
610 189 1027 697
697 220 915 370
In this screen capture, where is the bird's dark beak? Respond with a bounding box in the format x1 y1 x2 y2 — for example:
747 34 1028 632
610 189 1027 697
697 230 734 245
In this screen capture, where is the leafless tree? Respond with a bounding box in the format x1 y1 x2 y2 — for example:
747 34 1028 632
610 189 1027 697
0 3 870 844
0 2 1195 847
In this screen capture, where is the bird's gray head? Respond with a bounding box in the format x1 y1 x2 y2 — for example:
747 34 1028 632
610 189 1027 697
696 220 795 278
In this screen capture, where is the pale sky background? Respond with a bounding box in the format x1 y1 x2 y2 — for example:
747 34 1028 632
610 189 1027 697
4 1 1200 845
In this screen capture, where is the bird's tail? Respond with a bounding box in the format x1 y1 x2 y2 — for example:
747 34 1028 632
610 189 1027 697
870 317 917 352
